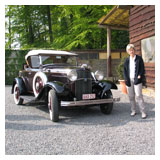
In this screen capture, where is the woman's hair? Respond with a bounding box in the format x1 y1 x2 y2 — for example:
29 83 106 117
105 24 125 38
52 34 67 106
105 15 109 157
126 44 135 53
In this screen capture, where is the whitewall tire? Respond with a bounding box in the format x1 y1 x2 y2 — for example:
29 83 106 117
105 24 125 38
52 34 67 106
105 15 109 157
13 84 24 105
33 72 48 97
48 89 59 122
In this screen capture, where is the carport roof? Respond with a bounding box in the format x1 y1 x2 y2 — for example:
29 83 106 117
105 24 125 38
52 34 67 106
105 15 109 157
98 5 133 30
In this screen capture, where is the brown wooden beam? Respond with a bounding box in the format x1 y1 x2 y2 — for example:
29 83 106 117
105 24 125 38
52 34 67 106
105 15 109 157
98 24 129 31
107 26 111 77
118 5 133 10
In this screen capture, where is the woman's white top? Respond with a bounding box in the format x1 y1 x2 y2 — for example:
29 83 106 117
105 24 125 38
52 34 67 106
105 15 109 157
129 55 136 79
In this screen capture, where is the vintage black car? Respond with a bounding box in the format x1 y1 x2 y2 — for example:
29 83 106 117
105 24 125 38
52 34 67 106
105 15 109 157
12 50 120 122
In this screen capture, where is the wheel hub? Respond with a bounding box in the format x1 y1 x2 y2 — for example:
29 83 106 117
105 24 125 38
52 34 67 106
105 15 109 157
35 77 43 93
15 87 19 99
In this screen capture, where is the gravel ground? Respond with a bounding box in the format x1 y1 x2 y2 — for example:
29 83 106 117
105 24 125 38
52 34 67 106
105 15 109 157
5 85 155 155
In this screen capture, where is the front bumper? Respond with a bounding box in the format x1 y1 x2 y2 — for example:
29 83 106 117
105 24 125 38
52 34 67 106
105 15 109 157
61 97 120 107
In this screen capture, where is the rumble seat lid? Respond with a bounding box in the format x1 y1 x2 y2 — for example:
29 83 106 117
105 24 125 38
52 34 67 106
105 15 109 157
25 50 77 60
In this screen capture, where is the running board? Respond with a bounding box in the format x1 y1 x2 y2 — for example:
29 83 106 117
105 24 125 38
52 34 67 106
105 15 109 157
20 95 36 102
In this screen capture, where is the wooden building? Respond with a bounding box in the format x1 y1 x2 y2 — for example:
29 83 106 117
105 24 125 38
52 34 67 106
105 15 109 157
98 5 155 88
129 6 155 88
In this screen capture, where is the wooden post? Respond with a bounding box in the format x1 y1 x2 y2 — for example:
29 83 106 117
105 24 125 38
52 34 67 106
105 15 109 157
107 26 111 77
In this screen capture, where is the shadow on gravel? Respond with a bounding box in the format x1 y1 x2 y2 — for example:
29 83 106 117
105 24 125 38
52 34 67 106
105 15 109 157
5 101 154 130
5 113 64 131
5 105 63 131
5 114 48 121
57 102 155 126
5 121 63 131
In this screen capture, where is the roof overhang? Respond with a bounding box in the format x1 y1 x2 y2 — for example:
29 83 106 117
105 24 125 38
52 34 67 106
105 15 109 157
98 5 133 30
25 50 77 60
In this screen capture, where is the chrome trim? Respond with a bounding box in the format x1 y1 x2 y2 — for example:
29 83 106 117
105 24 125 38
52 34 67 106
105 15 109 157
61 97 120 107
91 72 96 81
76 78 92 81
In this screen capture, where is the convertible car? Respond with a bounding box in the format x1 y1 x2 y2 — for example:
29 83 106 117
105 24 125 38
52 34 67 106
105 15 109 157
12 50 120 122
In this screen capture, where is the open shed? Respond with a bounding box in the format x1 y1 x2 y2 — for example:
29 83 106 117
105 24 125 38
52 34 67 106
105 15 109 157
98 5 155 88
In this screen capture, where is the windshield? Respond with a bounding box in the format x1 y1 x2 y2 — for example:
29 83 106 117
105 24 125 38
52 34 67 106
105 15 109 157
29 56 40 68
41 55 77 66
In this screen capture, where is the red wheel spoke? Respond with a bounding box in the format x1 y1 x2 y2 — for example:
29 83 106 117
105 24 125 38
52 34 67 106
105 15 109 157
35 76 44 94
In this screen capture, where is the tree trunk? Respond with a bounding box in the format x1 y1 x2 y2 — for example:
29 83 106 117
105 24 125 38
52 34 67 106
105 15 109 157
47 5 53 43
24 6 34 44
8 9 11 49
29 24 34 44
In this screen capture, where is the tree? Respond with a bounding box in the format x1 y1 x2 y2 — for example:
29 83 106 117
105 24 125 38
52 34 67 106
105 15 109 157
51 5 113 50
5 6 15 49
5 5 129 50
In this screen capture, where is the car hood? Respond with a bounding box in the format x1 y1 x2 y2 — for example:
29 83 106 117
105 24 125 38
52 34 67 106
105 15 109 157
43 65 90 75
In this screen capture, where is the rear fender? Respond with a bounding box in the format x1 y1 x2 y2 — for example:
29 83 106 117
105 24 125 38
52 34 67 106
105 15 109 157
11 77 26 94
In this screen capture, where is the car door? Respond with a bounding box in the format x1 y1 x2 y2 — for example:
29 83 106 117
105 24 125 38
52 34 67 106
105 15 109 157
23 56 40 93
22 69 37 92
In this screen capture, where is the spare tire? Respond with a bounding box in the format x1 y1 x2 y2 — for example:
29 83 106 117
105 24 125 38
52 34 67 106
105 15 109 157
33 72 48 97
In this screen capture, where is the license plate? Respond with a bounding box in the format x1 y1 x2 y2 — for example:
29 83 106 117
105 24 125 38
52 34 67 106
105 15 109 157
82 94 96 100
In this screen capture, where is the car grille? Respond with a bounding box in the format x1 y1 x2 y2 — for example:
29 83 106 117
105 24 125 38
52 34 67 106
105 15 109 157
75 69 92 100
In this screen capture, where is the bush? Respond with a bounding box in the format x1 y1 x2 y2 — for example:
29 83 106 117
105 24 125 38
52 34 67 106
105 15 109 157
117 56 128 80
5 50 29 85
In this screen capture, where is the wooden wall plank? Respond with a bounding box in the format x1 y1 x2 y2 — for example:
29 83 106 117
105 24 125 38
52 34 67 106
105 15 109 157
130 30 155 43
129 10 155 27
130 5 147 14
130 25 155 40
130 5 155 21
130 17 155 32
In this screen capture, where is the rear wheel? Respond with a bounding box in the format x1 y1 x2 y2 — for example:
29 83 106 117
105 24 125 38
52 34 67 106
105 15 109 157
48 89 59 122
100 90 113 114
13 84 24 105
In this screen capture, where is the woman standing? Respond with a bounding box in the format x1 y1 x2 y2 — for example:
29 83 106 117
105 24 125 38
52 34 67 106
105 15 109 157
123 44 147 119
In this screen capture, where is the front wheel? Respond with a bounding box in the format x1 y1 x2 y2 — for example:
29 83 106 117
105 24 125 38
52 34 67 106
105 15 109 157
13 84 24 105
100 90 113 114
48 89 59 122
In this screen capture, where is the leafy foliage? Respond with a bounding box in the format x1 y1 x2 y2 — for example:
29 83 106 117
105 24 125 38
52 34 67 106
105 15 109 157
5 5 129 50
117 56 128 80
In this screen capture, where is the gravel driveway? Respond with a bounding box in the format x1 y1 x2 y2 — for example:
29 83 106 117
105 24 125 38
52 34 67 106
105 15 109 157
5 85 155 155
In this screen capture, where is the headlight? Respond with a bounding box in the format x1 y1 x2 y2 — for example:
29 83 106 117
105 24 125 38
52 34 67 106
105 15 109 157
67 70 78 81
95 70 104 81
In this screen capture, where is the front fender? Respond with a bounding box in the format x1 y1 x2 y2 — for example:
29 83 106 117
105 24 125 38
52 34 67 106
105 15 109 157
100 80 118 90
36 81 66 100
11 77 26 94
44 81 64 94
98 80 118 98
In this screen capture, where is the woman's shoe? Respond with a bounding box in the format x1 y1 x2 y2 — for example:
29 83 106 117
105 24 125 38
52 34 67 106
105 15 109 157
141 112 147 119
130 111 136 116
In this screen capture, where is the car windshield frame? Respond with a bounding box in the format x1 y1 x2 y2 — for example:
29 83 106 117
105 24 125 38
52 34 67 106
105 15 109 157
28 54 78 69
41 55 78 66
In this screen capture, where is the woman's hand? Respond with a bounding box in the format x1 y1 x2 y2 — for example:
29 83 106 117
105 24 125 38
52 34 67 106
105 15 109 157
138 75 141 79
